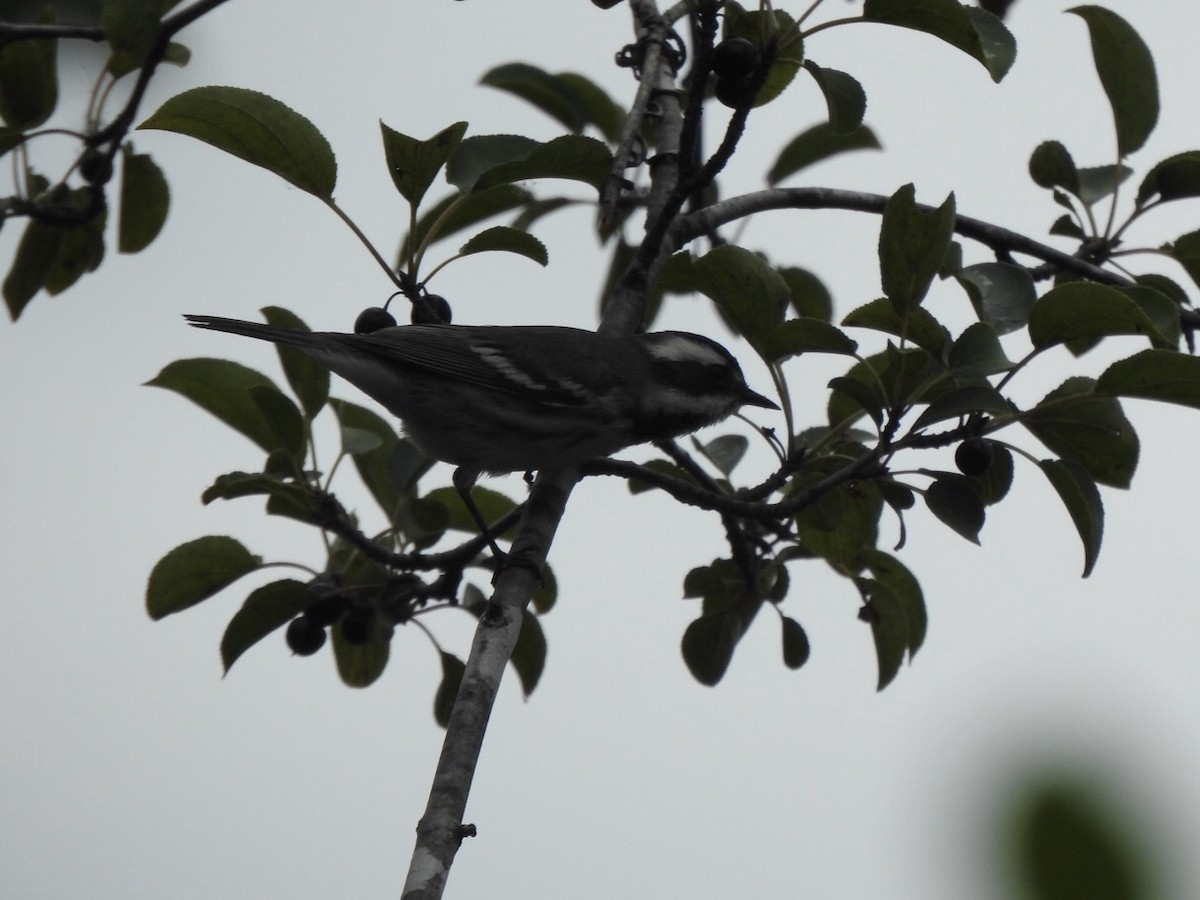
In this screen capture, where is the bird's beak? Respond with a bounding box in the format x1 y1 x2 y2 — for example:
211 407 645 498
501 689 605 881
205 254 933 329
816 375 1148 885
741 387 779 410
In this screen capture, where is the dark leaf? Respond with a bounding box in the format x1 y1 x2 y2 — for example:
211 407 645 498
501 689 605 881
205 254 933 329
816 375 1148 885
332 624 390 689
260 306 329 419
879 183 956 315
763 317 858 361
766 122 879 185
433 652 465 727
924 475 985 544
780 616 810 669
146 536 262 620
458 225 548 266
380 120 468 208
1038 459 1104 577
1022 377 1139 488
118 147 169 253
862 0 1015 83
1096 349 1200 411
802 61 868 134
509 610 547 697
220 579 314 672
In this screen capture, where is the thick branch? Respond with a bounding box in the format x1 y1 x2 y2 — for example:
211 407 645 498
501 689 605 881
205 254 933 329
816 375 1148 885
672 186 1133 286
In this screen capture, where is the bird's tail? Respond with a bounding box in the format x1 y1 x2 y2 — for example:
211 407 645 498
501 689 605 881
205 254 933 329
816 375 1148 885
184 314 323 350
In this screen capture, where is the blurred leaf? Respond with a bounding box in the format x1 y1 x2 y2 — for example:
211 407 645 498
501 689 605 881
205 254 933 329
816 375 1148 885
692 245 791 349
766 122 879 185
796 478 883 566
956 263 1037 336
433 651 465 727
693 434 748 477
380 120 467 208
140 86 337 199
681 610 743 686
1029 140 1080 194
481 63 588 132
555 72 624 143
146 536 261 620
1068 5 1158 157
260 306 329 419
0 10 58 129
1076 164 1133 206
911 384 1010 429
103 0 162 75
948 321 1014 375
118 147 169 253
332 623 389 689
780 266 834 321
780 616 810 669
1163 229 1200 291
509 610 546 697
861 549 926 656
474 134 612 192
220 579 314 672
856 579 908 691
400 184 532 261
445 134 538 192
424 485 519 538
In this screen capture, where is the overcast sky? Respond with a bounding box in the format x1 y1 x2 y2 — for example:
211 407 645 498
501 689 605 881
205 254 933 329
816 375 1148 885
3 2 1199 898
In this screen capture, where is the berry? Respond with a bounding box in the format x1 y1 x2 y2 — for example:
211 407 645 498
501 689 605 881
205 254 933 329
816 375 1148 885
955 438 996 477
711 38 760 81
286 616 326 656
304 594 346 628
354 306 397 334
715 75 759 110
79 149 113 186
411 294 452 325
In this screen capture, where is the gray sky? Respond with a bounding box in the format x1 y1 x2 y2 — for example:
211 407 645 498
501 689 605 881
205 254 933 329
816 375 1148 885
4 2 1199 897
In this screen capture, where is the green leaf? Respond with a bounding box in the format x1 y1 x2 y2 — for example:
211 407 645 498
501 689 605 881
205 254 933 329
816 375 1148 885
331 624 389 689
1022 377 1139 488
433 652 465 726
693 434 748 477
1164 229 1200 291
260 306 329 419
380 120 467 208
956 262 1037 335
924 476 985 544
966 443 1014 507
693 245 791 348
911 383 1011 430
780 616 810 670
841 297 951 357
860 549 926 657
766 122 880 185
796 478 883 566
220 579 314 672
140 86 336 199
879 183 956 315
1028 282 1166 350
474 134 613 192
763 317 858 361
458 225 548 266
1029 140 1080 194
863 0 1015 83
681 611 743 686
0 12 58 129
146 536 262 620
1136 151 1200 206
510 610 546 697
146 358 301 455
4 216 60 318
857 579 908 691
200 471 317 525
400 184 532 260
948 322 1014 375
780 266 834 321
445 134 539 192
1096 349 1200 410
103 0 162 76
330 399 403 516
1068 6 1158 157
1038 459 1104 578
827 347 938 426
1076 164 1132 206
247 384 306 461
802 61 868 134
43 191 106 296
480 63 588 132
531 563 558 614
118 146 169 253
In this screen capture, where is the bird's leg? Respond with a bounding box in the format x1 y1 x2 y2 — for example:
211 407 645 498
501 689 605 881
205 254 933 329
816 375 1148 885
452 467 507 562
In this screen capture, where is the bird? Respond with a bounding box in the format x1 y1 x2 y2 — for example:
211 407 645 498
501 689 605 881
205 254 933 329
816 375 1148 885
185 313 777 548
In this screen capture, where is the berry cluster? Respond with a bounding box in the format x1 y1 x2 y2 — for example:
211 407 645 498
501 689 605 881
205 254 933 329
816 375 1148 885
711 37 762 109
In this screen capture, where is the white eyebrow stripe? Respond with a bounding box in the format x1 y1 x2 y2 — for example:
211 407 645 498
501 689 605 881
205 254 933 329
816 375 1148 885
646 335 725 366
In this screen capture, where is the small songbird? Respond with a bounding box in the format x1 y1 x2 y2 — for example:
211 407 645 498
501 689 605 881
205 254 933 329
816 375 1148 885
185 314 777 544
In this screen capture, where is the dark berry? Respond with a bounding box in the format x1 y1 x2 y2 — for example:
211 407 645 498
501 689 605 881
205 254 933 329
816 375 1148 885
411 294 452 325
286 616 326 656
714 76 759 109
79 149 113 186
711 37 760 81
354 306 397 334
955 438 996 477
